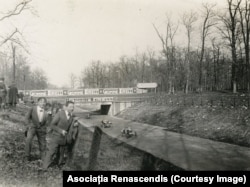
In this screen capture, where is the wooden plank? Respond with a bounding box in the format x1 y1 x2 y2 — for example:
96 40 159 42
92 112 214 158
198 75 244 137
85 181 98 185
87 126 102 170
77 115 250 171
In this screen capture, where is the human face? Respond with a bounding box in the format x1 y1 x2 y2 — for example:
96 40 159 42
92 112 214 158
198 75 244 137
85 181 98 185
37 99 46 109
46 106 52 111
66 103 74 113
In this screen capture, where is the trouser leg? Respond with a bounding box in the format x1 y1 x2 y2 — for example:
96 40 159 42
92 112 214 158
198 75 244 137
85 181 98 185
58 146 66 165
45 132 52 152
43 141 59 169
66 143 74 165
36 128 47 161
67 130 79 165
25 127 36 157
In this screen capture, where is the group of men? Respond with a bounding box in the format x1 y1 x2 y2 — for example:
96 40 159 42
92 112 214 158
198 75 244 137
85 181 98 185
0 76 79 170
0 77 19 110
25 97 79 170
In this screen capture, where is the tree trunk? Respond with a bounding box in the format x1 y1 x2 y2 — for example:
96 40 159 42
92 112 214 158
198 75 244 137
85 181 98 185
169 79 172 94
213 51 217 91
232 63 237 93
233 80 237 93
246 46 250 92
12 44 16 82
185 78 189 94
199 38 205 92
185 54 190 94
231 41 238 93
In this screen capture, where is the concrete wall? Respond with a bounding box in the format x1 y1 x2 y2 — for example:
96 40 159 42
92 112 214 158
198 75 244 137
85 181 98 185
109 101 135 116
74 101 136 116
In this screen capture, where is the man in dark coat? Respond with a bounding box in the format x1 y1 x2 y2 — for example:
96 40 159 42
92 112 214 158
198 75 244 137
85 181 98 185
43 101 75 169
57 116 79 166
25 97 50 161
0 77 7 110
8 82 18 109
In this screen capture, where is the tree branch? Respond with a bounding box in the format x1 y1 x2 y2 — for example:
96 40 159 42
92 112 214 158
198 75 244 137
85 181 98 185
0 0 32 21
152 23 167 56
0 28 18 47
152 23 165 47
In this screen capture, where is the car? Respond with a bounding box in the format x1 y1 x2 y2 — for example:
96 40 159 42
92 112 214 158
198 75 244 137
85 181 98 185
121 127 137 138
101 119 112 128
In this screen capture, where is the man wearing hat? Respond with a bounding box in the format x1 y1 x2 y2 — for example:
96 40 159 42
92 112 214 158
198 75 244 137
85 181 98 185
0 77 7 110
43 101 76 169
8 81 18 110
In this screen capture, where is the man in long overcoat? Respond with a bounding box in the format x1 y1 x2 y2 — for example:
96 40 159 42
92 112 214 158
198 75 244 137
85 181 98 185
8 82 18 109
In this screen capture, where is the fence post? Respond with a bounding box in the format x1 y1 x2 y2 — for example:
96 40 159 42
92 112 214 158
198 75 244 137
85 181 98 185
87 126 102 170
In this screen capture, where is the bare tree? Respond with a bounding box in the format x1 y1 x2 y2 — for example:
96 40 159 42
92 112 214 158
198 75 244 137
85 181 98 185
11 43 16 81
32 69 48 89
119 56 131 87
0 0 33 82
0 29 18 47
218 0 242 93
147 48 156 82
69 73 77 88
131 52 148 84
211 37 221 91
239 0 250 91
199 3 217 92
0 0 33 47
1 29 30 81
153 14 179 93
182 10 198 93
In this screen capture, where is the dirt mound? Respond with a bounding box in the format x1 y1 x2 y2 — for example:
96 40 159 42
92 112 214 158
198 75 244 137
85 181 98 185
118 103 250 147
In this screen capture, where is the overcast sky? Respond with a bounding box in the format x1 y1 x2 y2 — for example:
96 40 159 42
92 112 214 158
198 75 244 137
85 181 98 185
0 0 226 87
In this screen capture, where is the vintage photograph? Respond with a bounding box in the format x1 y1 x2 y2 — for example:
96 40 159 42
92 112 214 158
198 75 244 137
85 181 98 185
0 0 250 186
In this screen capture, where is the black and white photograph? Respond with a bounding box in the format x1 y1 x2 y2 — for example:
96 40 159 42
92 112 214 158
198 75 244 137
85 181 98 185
0 0 250 186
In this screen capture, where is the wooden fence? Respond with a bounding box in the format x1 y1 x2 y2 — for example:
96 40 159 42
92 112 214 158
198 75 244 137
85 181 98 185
71 113 250 171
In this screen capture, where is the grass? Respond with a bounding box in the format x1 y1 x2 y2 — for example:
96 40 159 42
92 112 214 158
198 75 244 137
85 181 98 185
1 105 174 187
2 91 249 186
0 109 65 187
118 92 250 148
71 126 144 170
